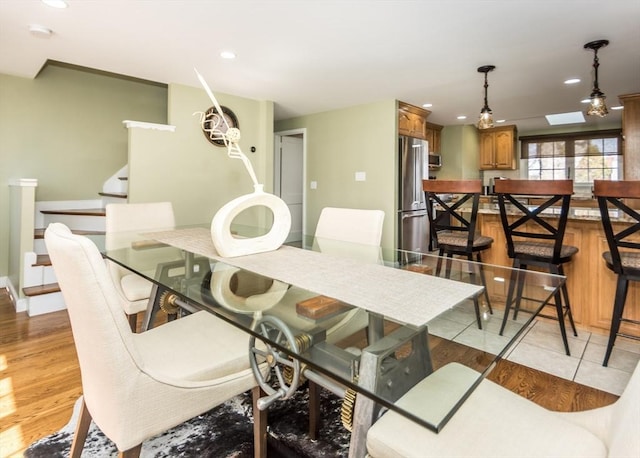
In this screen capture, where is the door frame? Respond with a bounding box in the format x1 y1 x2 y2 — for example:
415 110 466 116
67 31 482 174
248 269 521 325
274 128 307 239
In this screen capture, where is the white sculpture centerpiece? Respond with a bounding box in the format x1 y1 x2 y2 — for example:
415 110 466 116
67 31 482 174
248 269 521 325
195 69 291 258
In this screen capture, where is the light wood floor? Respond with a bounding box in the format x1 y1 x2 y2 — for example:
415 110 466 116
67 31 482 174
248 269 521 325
0 288 619 457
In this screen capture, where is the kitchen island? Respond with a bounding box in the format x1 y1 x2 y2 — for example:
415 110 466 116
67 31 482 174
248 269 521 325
476 202 640 337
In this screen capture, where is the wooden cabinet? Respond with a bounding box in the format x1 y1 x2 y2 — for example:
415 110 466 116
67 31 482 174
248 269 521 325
478 125 517 170
619 93 640 180
398 102 430 140
424 122 443 153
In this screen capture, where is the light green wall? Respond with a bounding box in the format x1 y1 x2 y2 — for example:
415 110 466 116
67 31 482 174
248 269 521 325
0 64 167 276
275 99 397 250
128 83 274 227
438 125 481 180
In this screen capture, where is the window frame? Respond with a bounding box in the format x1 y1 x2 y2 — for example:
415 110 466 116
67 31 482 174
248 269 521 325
521 129 622 184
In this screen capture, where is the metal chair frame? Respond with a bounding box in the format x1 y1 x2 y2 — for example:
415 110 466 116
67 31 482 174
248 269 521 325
423 179 493 329
495 179 578 355
594 180 640 366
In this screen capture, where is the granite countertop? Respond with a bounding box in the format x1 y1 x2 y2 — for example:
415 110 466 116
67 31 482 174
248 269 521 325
477 203 634 223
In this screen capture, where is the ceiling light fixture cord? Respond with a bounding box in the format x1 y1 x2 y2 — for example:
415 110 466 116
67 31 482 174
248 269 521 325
584 39 609 117
477 65 495 129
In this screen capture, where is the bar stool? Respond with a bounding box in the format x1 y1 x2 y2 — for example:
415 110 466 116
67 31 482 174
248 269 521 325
495 179 578 355
423 179 494 328
594 180 640 367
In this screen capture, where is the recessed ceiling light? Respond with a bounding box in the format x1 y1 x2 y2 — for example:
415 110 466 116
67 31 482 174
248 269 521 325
611 106 624 110
545 111 585 126
564 78 581 85
42 0 68 8
496 119 506 123
457 115 467 120
580 99 591 104
29 24 53 37
220 51 236 59
422 103 433 108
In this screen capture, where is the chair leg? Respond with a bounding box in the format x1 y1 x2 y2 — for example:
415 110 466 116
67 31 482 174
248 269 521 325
119 445 142 458
557 264 578 336
550 266 571 356
308 380 321 440
127 313 137 333
474 252 493 314
472 296 483 329
435 249 445 276
500 260 520 336
603 275 630 367
512 263 527 321
252 386 268 458
70 397 92 458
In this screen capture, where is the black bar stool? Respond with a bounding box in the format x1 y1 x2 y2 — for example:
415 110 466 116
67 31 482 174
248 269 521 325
495 179 578 356
594 180 640 366
423 179 494 328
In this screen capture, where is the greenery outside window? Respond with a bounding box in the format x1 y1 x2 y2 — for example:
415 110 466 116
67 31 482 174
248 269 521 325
521 129 622 184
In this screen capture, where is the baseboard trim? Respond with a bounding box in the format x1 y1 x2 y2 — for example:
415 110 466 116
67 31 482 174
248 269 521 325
3 277 27 313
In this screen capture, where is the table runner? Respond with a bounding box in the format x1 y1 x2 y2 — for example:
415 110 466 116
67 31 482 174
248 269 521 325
145 227 482 327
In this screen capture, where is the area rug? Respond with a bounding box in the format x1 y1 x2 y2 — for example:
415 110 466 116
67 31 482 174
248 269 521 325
25 385 350 457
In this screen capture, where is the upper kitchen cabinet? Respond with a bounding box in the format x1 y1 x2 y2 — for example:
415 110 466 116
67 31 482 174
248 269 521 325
398 102 430 140
478 124 518 170
425 122 443 153
619 93 640 180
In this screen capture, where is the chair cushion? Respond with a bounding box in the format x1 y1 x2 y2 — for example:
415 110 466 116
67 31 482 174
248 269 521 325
366 363 607 458
134 311 251 382
603 251 640 272
437 232 493 249
120 273 153 302
513 241 578 260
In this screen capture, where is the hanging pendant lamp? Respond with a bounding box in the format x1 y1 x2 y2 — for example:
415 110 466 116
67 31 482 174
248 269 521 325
477 65 496 129
584 39 609 117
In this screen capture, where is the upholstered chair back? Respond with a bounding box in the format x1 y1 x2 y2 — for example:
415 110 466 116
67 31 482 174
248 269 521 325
314 207 385 265
45 223 144 437
315 207 384 246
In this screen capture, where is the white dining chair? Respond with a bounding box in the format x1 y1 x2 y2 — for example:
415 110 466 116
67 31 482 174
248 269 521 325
45 223 259 457
366 361 640 458
312 206 385 342
105 202 176 331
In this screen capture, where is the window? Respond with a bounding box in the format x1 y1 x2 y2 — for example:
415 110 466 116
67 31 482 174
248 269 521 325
521 130 622 184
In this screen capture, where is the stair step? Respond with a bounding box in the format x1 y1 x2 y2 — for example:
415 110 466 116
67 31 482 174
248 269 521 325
34 228 106 239
99 192 127 199
40 208 106 217
23 283 60 297
34 254 52 266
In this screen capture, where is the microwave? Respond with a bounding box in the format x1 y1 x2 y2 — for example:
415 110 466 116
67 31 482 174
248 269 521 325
428 154 442 169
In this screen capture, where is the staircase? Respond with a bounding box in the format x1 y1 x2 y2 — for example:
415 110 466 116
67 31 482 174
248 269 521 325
20 168 128 316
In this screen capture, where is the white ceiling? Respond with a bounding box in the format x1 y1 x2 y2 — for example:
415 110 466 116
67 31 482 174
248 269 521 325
1 0 639 133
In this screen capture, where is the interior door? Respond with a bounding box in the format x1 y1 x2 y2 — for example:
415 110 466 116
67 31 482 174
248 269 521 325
279 135 304 242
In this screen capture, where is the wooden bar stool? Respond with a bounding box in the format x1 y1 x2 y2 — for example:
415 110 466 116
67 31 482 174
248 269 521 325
594 180 640 366
423 179 494 328
494 179 578 355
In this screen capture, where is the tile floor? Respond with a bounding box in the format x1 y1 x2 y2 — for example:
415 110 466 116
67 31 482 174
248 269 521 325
429 305 640 396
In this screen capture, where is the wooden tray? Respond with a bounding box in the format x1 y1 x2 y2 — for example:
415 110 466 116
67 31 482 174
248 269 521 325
296 295 350 320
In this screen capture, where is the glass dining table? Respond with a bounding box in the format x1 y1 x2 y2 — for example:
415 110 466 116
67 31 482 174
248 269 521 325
102 224 564 458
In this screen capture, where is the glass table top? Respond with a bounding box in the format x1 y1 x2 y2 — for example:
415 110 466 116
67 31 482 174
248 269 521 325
102 224 564 433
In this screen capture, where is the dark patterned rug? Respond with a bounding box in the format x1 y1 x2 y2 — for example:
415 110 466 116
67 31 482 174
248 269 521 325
25 385 350 457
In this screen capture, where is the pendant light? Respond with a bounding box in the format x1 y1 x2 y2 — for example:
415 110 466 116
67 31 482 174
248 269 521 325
584 39 609 117
477 65 496 129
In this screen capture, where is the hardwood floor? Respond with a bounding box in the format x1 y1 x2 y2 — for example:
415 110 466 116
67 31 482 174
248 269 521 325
0 288 619 457
0 288 81 457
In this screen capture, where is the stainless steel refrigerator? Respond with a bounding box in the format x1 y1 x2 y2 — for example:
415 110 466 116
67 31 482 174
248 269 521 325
398 136 430 261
